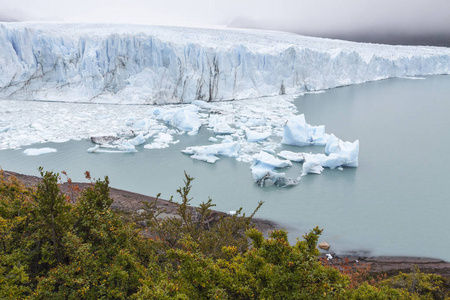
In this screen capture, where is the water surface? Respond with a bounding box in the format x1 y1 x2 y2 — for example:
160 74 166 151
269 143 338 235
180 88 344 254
1 75 449 260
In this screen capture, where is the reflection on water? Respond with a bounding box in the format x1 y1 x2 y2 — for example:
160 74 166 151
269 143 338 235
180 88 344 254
1 75 449 261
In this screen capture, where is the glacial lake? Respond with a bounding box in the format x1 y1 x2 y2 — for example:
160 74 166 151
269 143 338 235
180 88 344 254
1 75 449 261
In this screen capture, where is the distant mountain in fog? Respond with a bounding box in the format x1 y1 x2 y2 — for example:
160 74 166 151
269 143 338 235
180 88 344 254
228 16 450 48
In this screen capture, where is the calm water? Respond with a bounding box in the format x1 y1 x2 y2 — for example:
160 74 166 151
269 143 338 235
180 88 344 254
1 76 449 260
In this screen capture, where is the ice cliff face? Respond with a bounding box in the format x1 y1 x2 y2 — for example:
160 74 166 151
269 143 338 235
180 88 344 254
1 23 450 104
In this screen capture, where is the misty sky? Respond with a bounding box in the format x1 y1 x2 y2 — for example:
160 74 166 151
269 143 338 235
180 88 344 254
1 0 449 45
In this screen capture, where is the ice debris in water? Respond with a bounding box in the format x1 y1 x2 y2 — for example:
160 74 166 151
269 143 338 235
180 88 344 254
282 114 329 146
87 140 138 153
129 133 147 146
144 132 179 150
182 142 240 163
23 148 57 156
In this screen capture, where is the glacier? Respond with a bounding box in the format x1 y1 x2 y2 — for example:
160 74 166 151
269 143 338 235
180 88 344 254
1 23 450 104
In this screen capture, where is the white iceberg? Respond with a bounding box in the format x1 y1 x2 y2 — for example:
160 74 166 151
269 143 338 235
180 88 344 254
159 106 201 134
23 147 57 156
244 127 271 142
282 115 329 146
182 142 240 163
324 134 359 167
250 151 298 187
253 151 292 169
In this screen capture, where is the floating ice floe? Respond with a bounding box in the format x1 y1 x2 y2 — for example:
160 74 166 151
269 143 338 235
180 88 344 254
277 150 305 162
214 123 235 135
144 132 179 150
23 147 57 156
182 142 240 163
87 140 137 153
244 127 271 142
282 114 329 146
250 151 299 187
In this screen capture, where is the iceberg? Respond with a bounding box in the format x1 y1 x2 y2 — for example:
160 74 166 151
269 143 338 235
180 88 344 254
0 23 449 104
282 115 329 146
23 147 57 156
182 142 240 163
324 134 359 167
250 151 298 187
253 151 292 168
157 106 201 134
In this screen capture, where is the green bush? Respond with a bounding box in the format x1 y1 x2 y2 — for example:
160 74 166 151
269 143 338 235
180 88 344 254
0 169 445 299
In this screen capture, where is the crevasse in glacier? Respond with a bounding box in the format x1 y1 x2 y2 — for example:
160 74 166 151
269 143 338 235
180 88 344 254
1 23 450 104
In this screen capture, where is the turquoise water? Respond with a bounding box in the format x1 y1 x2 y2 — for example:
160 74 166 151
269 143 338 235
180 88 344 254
1 76 449 260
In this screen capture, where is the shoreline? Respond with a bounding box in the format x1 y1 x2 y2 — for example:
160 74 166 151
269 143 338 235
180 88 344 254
2 169 449 278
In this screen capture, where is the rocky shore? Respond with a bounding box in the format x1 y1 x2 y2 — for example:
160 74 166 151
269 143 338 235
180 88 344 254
2 170 449 278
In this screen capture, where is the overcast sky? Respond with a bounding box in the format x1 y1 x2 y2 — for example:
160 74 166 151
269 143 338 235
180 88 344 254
1 0 449 45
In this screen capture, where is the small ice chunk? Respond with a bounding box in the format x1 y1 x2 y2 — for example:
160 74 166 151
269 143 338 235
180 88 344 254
208 137 218 142
208 114 234 128
87 141 137 153
23 148 57 156
244 127 271 142
277 150 305 162
87 145 100 153
214 122 235 135
119 141 137 152
129 133 146 146
301 161 324 176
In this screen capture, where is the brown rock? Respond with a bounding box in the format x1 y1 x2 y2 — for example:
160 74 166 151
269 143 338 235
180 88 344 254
319 242 330 250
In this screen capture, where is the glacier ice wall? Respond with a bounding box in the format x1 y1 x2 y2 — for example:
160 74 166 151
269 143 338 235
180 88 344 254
1 23 450 104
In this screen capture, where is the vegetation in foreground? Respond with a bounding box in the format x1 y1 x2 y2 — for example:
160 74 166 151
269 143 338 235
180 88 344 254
0 169 448 299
